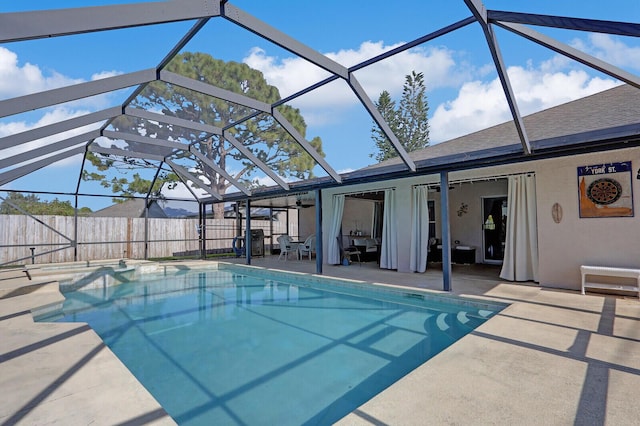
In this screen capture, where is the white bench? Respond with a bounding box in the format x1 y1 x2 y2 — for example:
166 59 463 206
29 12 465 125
581 266 640 299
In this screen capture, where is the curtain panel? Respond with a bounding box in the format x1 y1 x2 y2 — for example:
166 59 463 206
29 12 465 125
327 194 345 265
500 174 539 282
410 186 430 273
380 189 398 270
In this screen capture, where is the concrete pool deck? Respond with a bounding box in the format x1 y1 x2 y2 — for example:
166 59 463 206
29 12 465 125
1 258 639 425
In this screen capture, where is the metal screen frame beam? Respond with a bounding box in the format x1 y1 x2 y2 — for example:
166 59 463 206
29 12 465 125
0 146 86 186
0 69 157 119
0 106 121 151
0 129 100 170
87 145 167 163
188 146 252 196
101 130 253 196
222 131 290 190
125 107 223 136
271 109 342 183
496 21 640 89
222 3 349 80
160 70 272 113
101 130 187 151
464 0 531 154
0 1 220 43
487 10 640 37
347 75 416 171
125 107 290 190
160 71 339 183
166 160 222 200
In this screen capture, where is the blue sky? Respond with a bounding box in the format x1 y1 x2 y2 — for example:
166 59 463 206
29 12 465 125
1 0 639 210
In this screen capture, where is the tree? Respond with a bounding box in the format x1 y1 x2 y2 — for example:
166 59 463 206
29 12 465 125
85 52 323 216
371 71 430 162
0 192 92 216
370 90 398 162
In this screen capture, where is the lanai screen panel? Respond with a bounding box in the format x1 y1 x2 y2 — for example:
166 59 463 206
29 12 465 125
0 1 639 205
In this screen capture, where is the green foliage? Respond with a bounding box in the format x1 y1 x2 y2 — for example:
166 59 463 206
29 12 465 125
0 192 92 216
86 52 323 203
370 91 398 162
371 71 430 162
83 153 178 202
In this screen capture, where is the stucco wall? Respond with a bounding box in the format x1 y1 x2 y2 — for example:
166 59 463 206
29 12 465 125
533 147 640 289
342 197 375 239
297 207 315 240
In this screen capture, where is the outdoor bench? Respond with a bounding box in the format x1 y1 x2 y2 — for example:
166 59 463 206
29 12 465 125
580 265 640 299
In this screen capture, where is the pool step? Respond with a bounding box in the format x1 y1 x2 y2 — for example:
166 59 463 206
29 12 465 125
435 310 491 332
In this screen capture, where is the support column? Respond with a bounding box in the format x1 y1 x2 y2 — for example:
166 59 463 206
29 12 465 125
245 200 251 265
440 171 452 292
269 207 274 254
199 203 207 259
315 189 323 274
234 202 242 237
73 195 79 261
144 201 149 260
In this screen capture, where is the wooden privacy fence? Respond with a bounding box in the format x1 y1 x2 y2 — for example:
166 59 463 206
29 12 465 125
0 215 297 266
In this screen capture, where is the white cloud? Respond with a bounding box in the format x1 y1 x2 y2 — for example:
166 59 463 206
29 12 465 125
428 33 639 143
243 41 471 125
0 48 129 173
244 33 638 144
429 64 619 143
0 47 123 123
571 34 640 71
0 47 83 99
91 70 122 80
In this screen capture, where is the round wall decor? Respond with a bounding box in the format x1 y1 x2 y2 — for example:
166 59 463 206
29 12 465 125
551 202 562 223
586 178 622 205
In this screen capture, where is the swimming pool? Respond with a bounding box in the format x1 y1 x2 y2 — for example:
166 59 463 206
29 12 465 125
39 265 505 425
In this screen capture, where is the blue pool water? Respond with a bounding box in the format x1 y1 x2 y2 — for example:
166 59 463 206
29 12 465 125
41 267 504 425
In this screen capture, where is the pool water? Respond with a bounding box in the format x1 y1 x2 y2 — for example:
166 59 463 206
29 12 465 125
42 268 504 425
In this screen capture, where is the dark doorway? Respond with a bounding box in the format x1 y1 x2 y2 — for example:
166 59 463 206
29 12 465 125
482 196 507 264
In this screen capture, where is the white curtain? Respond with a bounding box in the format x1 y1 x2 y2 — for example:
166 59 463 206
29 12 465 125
500 174 539 282
327 194 345 265
380 189 398 269
410 186 430 273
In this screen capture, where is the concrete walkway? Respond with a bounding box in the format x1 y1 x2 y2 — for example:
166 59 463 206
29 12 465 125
1 258 639 425
0 264 176 426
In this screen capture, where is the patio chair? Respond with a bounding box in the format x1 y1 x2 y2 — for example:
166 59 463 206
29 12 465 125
337 236 361 265
277 235 298 260
298 235 316 260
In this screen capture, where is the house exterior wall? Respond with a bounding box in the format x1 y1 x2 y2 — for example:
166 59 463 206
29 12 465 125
316 146 640 292
533 147 640 290
298 207 315 241
342 198 376 239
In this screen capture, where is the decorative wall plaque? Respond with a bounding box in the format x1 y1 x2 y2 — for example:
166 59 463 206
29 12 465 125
577 161 633 218
551 202 562 223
